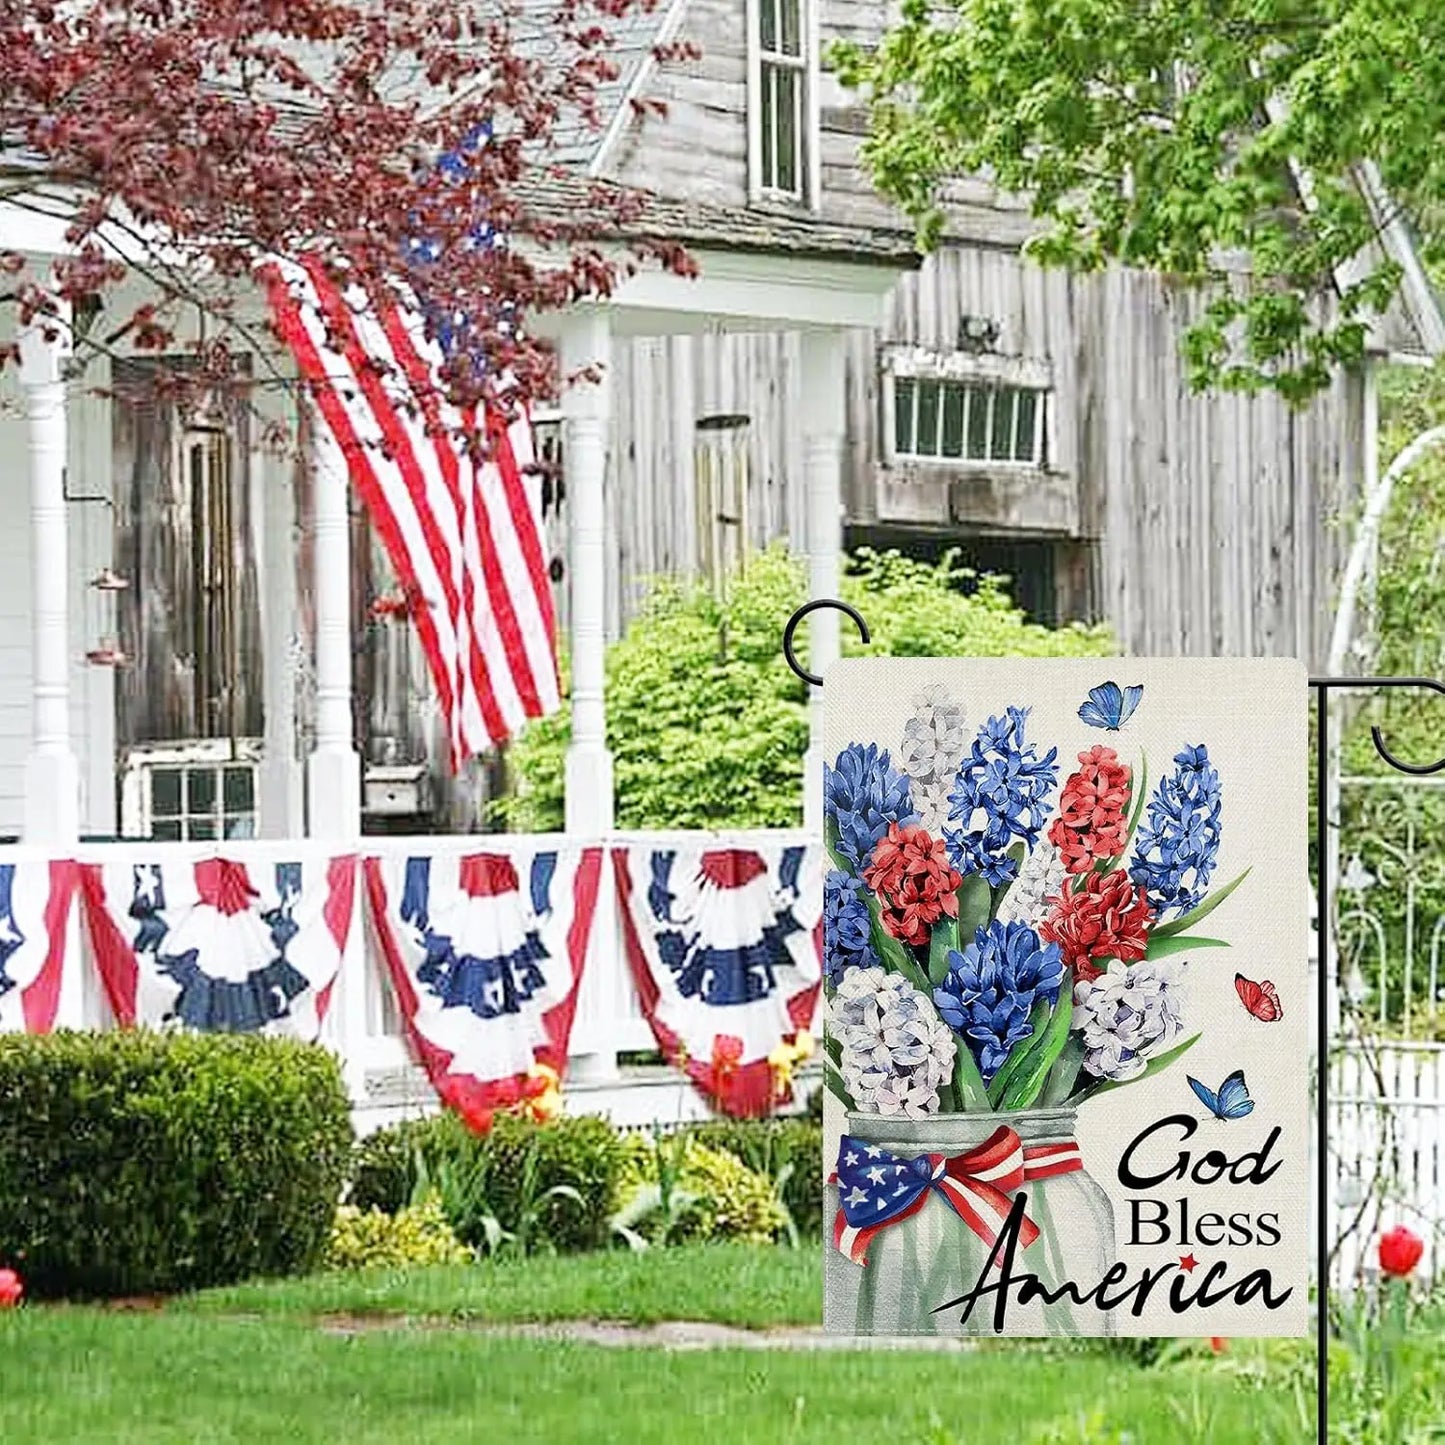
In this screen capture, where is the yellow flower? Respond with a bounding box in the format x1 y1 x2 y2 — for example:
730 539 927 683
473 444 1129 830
767 1031 813 1101
518 1062 563 1123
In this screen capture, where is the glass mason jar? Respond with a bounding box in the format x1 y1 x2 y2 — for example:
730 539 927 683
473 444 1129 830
823 1106 1118 1337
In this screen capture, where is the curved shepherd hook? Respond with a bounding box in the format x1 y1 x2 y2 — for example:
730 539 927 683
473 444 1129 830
1315 674 1445 775
781 599 871 687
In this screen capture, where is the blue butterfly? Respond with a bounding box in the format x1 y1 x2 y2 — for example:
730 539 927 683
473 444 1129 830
1187 1070 1255 1121
1078 681 1143 730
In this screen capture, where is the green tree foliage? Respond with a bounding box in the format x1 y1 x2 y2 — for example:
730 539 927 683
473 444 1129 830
1337 362 1445 1033
832 1 1444 400
493 544 1114 832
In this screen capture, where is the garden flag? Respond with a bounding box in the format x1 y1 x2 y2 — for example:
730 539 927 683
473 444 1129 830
821 658 1310 1338
364 843 602 1124
79 850 356 1040
262 254 560 769
613 841 823 1117
0 858 77 1034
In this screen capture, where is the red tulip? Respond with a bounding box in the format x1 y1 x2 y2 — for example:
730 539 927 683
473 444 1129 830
1378 1225 1424 1278
1208 1337 1228 1354
0 1269 23 1308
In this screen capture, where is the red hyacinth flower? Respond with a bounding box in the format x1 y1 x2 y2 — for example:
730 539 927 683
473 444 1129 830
1038 869 1153 983
0 1269 22 1308
1048 745 1132 874
1378 1225 1424 1278
861 822 962 946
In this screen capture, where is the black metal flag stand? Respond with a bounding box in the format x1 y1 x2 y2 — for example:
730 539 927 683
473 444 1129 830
781 598 1445 1445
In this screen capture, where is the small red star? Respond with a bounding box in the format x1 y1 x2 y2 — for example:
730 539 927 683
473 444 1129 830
1179 1254 1199 1273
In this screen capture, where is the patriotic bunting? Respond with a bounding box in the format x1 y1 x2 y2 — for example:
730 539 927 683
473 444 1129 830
363 843 602 1127
79 851 356 1039
613 841 823 1117
0 858 77 1034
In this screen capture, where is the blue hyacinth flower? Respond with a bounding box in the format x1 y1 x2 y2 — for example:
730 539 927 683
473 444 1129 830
1129 743 1222 915
823 870 878 985
824 742 918 874
932 919 1066 1081
945 706 1058 885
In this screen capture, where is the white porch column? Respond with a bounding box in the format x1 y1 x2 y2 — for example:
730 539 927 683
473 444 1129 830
19 309 80 845
305 411 366 1100
305 413 361 839
560 309 615 835
800 328 847 832
558 309 619 1086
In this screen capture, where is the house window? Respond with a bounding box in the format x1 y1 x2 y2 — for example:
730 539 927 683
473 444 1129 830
749 0 816 204
121 742 261 841
893 378 1045 466
883 346 1053 470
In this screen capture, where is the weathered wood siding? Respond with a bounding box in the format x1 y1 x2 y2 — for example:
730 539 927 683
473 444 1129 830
110 362 264 751
586 252 1358 667
607 0 749 204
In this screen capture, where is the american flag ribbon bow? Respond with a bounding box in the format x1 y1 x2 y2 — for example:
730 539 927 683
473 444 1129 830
831 1126 1083 1267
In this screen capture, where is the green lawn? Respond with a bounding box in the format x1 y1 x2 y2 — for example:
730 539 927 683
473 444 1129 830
180 1241 823 1328
0 1246 1325 1444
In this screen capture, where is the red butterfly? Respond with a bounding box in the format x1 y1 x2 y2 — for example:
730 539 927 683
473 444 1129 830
1235 974 1283 1023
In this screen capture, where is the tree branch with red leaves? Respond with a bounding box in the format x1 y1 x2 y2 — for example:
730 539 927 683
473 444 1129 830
0 0 695 425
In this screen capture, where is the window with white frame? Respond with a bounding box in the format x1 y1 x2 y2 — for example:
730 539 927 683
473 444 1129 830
749 0 815 202
884 347 1052 470
121 741 261 841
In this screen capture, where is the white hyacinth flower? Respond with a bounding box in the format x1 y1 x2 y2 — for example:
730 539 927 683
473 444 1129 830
900 685 967 834
1073 959 1184 1082
995 838 1069 928
831 966 956 1117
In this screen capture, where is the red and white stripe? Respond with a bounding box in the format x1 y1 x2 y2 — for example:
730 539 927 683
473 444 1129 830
261 254 560 767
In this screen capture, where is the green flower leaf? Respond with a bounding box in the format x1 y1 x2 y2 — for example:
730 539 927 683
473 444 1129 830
928 914 960 986
1073 1032 1203 1101
985 997 1052 1108
957 874 992 940
1150 868 1251 939
1040 1035 1088 1106
1001 989 1075 1111
824 1061 854 1110
1144 933 1228 960
951 1037 991 1112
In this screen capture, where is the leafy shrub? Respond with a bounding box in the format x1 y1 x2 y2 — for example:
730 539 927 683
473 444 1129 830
682 1117 823 1239
0 1030 353 1299
349 1115 445 1214
495 544 1115 832
348 1110 628 1253
614 1132 787 1244
325 1197 472 1270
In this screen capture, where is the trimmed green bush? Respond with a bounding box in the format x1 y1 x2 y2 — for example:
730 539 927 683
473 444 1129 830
349 1110 629 1253
0 1030 353 1299
683 1117 823 1239
325 1198 472 1270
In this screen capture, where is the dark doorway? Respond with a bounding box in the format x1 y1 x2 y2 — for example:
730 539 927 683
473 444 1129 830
845 525 1062 627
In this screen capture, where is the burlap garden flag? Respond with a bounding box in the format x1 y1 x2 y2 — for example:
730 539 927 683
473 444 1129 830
821 657 1309 1337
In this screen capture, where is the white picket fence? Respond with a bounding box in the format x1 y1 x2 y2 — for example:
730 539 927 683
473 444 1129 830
1322 772 1445 1291
1330 1041 1445 1286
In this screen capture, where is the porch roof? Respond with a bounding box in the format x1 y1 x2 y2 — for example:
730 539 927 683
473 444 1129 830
514 171 921 268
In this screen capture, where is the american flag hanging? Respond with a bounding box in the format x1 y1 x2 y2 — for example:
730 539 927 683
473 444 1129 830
261 254 561 768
